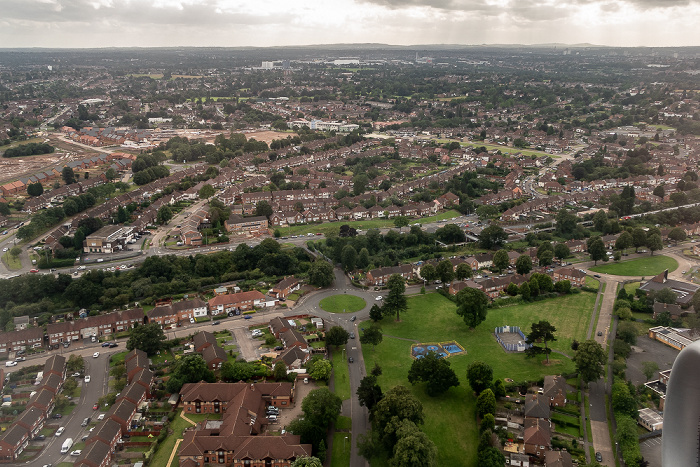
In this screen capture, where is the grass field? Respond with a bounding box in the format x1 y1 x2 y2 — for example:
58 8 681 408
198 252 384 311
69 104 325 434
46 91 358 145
319 294 367 313
585 276 600 289
281 210 461 237
590 255 678 276
624 282 641 294
1 251 21 270
361 292 595 466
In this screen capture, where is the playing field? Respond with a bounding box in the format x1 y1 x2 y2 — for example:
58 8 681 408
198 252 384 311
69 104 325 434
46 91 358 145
589 255 678 276
361 291 596 466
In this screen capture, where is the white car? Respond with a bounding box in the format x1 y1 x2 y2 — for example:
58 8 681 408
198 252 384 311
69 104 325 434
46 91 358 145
375 296 383 301
92 352 99 358
97 413 105 421
5 361 17 367
84 375 91 383
70 450 82 456
55 427 65 436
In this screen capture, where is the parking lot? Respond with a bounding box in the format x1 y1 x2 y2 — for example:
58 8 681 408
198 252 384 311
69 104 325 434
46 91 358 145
626 335 679 385
640 435 662 467
275 380 319 429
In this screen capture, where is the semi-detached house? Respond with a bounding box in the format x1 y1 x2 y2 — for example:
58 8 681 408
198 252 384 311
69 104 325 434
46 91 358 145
208 290 267 315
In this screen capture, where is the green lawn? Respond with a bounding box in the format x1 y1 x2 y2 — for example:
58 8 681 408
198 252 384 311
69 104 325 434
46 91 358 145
282 210 461 237
1 252 21 270
585 276 600 289
330 432 352 467
590 255 678 276
150 411 194 467
361 292 596 467
335 415 352 431
624 282 640 294
331 345 352 401
110 351 127 367
320 295 367 314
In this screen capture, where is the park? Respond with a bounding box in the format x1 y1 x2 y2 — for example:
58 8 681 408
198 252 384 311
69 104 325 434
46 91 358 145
360 290 597 466
589 254 678 276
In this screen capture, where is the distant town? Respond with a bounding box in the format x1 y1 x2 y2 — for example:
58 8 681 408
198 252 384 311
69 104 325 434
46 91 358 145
0 45 699 467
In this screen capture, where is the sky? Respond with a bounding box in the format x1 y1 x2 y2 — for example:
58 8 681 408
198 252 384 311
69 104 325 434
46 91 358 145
1 0 699 48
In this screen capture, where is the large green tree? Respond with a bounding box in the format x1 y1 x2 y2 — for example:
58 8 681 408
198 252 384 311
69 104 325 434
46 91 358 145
435 259 455 283
573 339 607 384
326 326 350 348
390 420 438 467
587 236 607 265
455 263 472 280
157 205 173 225
308 260 334 287
515 255 532 275
384 274 408 321
647 233 663 255
357 375 383 411
407 351 459 396
360 324 383 350
478 225 508 250
341 244 358 271
525 320 557 363
466 361 493 395
455 286 489 328
492 249 509 273
476 388 497 417
554 243 570 261
126 322 166 356
420 264 437 282
166 354 216 393
615 231 633 252
372 385 424 450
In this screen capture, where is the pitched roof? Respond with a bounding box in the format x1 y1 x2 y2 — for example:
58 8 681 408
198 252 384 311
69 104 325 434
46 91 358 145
193 331 217 351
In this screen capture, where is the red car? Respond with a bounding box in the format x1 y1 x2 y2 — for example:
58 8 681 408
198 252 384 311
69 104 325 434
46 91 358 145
30 269 39 273
93 403 99 410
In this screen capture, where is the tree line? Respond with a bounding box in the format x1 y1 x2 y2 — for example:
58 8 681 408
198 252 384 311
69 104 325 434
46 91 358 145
2 142 55 158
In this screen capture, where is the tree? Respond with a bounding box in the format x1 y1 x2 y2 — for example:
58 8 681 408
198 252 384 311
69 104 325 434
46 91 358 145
554 243 570 261
27 182 43 197
692 290 700 313
537 249 554 267
455 286 488 328
326 326 349 348
357 248 370 269
407 351 459 397
273 361 288 380
105 167 117 181
653 185 665 198
357 375 383 411
393 216 409 232
573 339 607 384
255 200 273 218
62 166 76 185
126 323 166 356
167 354 216 393
198 184 215 199
435 260 455 283
384 274 408 321
493 379 506 398
435 224 466 244
308 359 332 381
593 209 608 232
612 381 637 418
62 377 78 395
67 354 85 373
647 234 663 255
455 263 472 280
668 227 687 244
476 388 496 417
515 255 532 275
308 260 334 287
341 244 358 272
480 413 496 432
372 385 424 450
654 287 678 304
360 324 383 350
390 420 438 467
492 249 509 273
479 225 508 250
525 320 557 363
157 205 173 225
9 246 21 259
420 264 437 282
291 457 323 467
632 228 647 252
221 361 256 381
479 447 506 467
466 361 493 395
642 361 659 381
588 236 607 265
556 208 578 235
615 231 633 252
302 387 343 429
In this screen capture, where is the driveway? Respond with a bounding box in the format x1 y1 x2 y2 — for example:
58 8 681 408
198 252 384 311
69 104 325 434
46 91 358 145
231 326 262 361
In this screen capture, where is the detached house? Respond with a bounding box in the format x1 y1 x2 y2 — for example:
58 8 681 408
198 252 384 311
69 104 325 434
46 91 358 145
269 276 301 300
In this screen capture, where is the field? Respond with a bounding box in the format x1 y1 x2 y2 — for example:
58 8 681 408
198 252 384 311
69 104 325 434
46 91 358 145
319 294 366 314
1 251 21 270
361 292 595 466
281 210 461 237
589 255 678 276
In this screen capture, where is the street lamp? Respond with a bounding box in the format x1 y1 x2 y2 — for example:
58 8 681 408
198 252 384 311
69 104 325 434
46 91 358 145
344 436 348 452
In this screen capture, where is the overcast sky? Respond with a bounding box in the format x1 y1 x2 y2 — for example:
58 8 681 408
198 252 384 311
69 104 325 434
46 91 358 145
1 0 699 48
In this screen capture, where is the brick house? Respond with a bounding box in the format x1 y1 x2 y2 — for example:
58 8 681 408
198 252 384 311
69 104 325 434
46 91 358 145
75 439 112 467
269 276 301 299
193 331 218 352
207 290 266 315
552 267 586 287
366 264 413 286
523 418 551 460
542 375 568 407
0 424 30 462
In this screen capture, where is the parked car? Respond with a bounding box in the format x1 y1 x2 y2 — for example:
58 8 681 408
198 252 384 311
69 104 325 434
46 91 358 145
244 315 252 320
30 269 39 273
52 413 62 419
34 434 46 441
93 403 99 410
70 450 82 456
375 296 383 301
108 342 118 348
213 321 220 325
101 342 110 347
595 452 603 462
5 361 17 367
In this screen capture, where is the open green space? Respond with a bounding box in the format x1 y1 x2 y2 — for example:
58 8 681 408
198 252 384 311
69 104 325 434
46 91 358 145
335 415 352 431
1 251 21 270
281 210 461 237
330 432 352 467
590 255 678 276
319 295 366 314
331 345 352 401
624 282 640 294
585 276 600 289
361 292 595 466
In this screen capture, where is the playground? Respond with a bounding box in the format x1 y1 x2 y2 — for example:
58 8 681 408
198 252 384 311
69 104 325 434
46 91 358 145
411 341 466 359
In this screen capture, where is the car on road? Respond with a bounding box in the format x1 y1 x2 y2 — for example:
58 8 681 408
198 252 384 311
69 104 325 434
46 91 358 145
97 414 105 421
1 248 7 252
108 342 118 348
593 274 601 278
274 346 283 351
84 375 91 383
213 321 220 325
597 331 603 336
71 372 81 377
5 361 17 367
93 403 99 410
70 450 82 456
101 342 110 347
350 316 356 322
81 417 90 427
348 356 354 363
93 352 100 358
55 427 65 436
244 315 252 319
349 332 355 339
30 269 39 273
375 296 383 301
595 452 603 462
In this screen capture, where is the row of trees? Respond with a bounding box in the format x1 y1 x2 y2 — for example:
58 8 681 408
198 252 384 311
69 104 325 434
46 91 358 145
2 142 54 158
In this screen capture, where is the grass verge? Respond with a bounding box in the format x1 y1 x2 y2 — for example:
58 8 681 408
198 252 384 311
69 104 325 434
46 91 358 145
590 255 678 276
330 432 352 467
331 345 351 401
1 251 21 270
